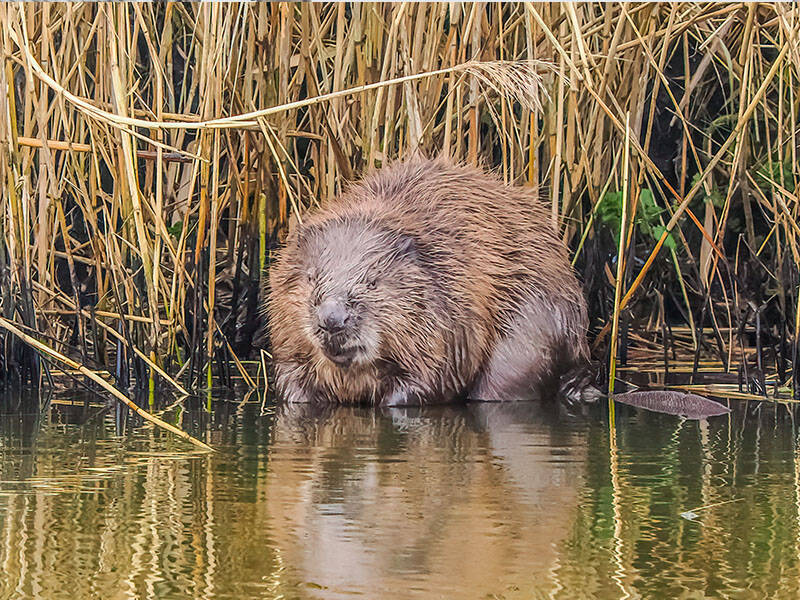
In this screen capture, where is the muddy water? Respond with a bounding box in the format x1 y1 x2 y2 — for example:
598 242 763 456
0 398 799 599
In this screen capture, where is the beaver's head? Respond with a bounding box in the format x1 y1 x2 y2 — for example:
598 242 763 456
290 217 427 369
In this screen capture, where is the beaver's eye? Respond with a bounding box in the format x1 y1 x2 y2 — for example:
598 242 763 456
366 278 378 290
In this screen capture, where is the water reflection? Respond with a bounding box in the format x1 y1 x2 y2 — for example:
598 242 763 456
265 403 587 599
0 399 799 598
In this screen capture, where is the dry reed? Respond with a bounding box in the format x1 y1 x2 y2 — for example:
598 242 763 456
0 2 797 405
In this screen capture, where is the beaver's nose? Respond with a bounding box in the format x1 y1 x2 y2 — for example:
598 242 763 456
318 299 349 333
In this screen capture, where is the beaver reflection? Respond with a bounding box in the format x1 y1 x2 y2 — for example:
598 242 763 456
264 402 587 599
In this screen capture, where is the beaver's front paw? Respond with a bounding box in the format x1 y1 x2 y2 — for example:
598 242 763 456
276 376 315 403
381 384 423 407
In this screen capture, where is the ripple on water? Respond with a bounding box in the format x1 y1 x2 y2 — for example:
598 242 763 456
0 400 799 598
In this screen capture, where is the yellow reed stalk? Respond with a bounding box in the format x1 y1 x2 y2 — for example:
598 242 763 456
17 136 91 152
608 113 631 395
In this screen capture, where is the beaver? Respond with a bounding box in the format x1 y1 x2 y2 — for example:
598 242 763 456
267 157 595 407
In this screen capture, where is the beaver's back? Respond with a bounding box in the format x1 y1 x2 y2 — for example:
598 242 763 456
312 157 585 347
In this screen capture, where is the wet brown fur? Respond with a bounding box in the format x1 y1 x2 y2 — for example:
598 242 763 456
267 157 589 405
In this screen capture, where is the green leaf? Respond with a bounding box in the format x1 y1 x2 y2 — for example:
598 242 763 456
653 225 676 251
167 221 183 237
636 189 662 238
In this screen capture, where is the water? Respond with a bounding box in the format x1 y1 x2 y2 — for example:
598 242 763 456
0 398 799 599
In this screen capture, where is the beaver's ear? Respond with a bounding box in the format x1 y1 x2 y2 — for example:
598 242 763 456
395 234 418 260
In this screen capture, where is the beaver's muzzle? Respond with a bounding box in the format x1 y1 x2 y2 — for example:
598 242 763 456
317 298 349 333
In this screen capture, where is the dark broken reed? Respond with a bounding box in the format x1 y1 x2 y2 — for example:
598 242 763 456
0 2 797 414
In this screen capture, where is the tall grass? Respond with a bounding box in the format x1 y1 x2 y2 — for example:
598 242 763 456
0 2 798 400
